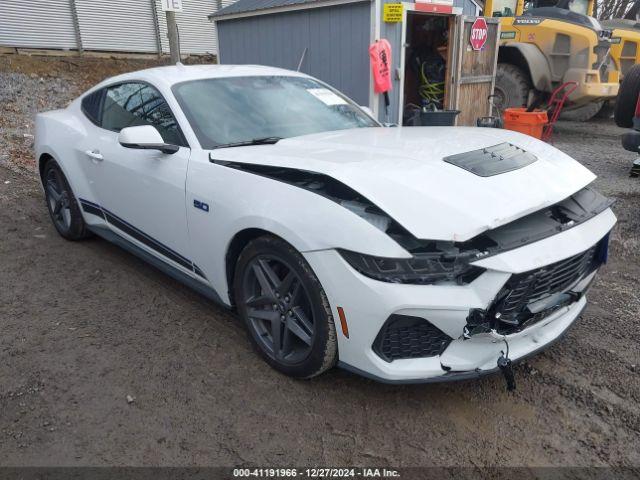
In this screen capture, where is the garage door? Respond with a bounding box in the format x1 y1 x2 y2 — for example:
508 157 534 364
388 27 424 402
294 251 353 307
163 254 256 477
75 0 159 53
0 0 78 50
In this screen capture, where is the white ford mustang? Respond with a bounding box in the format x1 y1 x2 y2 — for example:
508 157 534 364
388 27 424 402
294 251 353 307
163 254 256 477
35 65 616 385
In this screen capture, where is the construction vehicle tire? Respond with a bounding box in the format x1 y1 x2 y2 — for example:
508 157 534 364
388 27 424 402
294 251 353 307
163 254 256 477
615 64 640 128
595 101 615 119
494 63 530 109
560 101 604 122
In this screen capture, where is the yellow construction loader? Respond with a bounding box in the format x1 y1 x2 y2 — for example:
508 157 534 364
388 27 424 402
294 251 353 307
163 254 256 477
485 0 619 118
554 0 640 78
603 20 640 78
557 0 640 119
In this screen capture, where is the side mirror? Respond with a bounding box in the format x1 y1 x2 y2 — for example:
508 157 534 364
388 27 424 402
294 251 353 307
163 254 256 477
118 125 179 154
359 105 375 118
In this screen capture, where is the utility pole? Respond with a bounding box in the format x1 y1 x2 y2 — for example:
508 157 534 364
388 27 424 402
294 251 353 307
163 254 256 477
166 10 180 64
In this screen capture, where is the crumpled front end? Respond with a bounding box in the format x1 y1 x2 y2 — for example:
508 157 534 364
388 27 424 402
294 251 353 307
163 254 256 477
303 207 616 383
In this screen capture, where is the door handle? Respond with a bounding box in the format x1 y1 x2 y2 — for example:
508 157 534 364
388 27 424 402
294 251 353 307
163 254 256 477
85 149 103 161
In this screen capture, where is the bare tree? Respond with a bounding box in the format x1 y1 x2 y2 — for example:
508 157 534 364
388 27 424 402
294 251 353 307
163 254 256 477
597 0 637 19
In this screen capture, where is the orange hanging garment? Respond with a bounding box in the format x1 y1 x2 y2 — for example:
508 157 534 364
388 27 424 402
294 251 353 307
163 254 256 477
369 39 393 94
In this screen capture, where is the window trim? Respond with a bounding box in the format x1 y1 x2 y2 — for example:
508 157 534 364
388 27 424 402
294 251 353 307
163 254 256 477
80 89 106 127
82 80 190 148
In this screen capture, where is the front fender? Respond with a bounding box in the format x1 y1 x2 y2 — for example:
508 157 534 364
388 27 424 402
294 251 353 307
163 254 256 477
185 153 409 304
502 43 553 91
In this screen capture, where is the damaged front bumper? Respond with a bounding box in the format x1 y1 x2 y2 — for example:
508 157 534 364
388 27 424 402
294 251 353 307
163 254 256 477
303 208 616 384
340 297 586 384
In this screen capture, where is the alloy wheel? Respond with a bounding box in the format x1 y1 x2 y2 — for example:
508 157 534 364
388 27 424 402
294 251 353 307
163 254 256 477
45 167 72 232
242 255 315 364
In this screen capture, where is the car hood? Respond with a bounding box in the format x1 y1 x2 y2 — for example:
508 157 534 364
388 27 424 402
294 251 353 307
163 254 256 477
208 127 596 242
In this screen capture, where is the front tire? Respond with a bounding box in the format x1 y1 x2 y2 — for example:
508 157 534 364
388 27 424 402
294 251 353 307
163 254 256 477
233 235 338 379
43 160 91 240
494 63 531 109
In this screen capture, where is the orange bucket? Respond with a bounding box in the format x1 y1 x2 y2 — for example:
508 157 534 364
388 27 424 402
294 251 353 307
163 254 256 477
503 107 548 139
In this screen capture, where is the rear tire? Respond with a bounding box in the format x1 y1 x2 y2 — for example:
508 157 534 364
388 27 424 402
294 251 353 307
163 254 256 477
233 235 338 379
595 100 615 119
42 160 92 241
615 64 640 128
560 101 604 122
494 63 531 109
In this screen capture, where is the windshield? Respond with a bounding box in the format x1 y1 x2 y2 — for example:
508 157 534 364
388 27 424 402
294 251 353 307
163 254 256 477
490 0 519 16
172 76 379 149
525 0 591 14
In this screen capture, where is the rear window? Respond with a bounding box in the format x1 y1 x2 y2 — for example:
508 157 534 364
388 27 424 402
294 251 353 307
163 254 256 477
81 90 104 125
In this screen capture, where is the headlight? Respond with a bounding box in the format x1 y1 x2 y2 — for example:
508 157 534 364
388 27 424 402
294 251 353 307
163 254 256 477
338 249 485 285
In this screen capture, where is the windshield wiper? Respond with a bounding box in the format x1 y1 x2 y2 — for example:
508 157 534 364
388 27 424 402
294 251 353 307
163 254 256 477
212 137 282 149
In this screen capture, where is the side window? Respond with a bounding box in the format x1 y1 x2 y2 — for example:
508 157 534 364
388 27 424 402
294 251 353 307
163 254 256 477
81 89 104 125
101 82 185 146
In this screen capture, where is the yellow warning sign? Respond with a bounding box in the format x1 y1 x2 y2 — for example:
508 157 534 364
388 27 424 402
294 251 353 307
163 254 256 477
383 3 403 23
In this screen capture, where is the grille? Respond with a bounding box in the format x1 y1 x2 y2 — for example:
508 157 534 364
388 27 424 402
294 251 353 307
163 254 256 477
373 315 452 362
496 246 598 327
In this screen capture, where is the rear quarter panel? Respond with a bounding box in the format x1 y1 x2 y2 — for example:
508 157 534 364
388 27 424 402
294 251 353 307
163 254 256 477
35 102 102 222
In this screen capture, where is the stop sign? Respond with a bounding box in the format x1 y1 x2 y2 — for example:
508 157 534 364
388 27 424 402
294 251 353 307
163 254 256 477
470 17 488 51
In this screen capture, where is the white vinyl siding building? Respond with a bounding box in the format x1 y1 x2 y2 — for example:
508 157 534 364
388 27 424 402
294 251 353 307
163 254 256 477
0 0 236 56
1 0 79 50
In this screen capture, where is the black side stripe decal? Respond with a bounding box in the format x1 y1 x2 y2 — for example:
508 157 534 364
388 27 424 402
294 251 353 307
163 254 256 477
79 198 207 280
101 210 192 270
79 199 105 219
193 264 207 279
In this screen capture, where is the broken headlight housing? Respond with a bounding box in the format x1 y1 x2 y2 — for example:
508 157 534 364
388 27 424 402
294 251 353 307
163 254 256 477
338 248 485 285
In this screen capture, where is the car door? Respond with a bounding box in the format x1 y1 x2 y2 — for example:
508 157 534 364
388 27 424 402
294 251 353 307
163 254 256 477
88 81 195 275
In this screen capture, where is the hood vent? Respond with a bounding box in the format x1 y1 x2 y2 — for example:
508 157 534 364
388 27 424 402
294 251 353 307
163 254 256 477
444 143 538 177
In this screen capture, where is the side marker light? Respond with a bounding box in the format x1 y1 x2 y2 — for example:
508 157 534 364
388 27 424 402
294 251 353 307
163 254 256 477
337 307 349 339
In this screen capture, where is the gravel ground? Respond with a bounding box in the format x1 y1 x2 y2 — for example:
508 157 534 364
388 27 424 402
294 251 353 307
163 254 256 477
0 55 639 469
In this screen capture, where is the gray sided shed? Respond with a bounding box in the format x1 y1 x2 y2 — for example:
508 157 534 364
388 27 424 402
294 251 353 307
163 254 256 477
212 1 374 106
211 0 482 122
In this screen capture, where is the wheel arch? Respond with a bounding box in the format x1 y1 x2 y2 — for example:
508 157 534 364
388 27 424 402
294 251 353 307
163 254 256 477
225 227 283 307
38 152 55 181
37 150 74 189
499 44 552 92
219 205 407 306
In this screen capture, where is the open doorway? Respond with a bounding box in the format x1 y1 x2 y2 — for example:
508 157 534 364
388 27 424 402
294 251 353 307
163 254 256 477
402 12 453 125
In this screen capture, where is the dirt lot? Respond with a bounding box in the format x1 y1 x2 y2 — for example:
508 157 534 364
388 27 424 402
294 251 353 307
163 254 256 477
1 54 639 468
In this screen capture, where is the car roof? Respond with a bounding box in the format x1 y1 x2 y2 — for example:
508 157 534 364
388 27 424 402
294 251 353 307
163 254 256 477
92 64 309 92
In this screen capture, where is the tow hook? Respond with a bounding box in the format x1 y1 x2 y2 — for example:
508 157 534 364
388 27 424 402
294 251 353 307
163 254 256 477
496 336 516 392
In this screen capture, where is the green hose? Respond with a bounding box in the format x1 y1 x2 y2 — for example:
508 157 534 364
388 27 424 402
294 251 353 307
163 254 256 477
419 62 445 107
